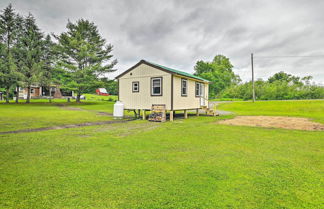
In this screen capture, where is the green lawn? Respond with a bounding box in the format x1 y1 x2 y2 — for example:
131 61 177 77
83 93 117 102
0 100 323 208
0 101 115 132
218 100 324 123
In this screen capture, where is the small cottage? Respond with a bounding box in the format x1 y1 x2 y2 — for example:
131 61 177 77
116 60 216 121
17 86 74 99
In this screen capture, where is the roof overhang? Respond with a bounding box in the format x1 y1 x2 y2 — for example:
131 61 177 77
116 60 210 83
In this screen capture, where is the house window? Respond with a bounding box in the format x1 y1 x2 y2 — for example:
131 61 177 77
132 81 139 92
151 77 162 96
195 82 201 97
181 79 187 96
30 88 35 94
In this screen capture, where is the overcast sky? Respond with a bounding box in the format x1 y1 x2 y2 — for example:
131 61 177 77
1 0 324 84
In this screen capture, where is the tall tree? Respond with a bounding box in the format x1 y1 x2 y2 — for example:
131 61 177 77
268 71 301 85
39 34 56 102
0 4 22 103
12 14 25 103
55 19 117 102
194 55 240 98
18 13 44 103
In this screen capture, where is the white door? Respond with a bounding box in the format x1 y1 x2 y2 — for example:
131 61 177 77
200 83 205 106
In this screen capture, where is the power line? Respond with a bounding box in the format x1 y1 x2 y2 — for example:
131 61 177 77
254 55 324 58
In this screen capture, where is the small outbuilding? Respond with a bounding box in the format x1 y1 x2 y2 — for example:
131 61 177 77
116 60 216 121
96 88 109 96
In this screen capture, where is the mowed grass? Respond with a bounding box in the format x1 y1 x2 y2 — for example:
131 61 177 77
0 100 323 208
218 100 324 123
0 102 115 132
83 94 117 102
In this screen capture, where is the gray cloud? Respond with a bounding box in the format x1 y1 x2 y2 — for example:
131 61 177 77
1 0 323 84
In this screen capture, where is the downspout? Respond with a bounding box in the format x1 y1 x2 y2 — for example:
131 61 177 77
171 74 173 111
117 79 119 101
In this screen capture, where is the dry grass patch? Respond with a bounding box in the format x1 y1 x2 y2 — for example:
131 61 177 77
218 116 324 131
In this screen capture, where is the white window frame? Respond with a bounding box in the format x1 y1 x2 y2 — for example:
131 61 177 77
151 77 162 96
195 82 202 97
132 81 139 93
181 79 188 96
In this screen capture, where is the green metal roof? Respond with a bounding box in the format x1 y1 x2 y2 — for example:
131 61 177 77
145 60 210 82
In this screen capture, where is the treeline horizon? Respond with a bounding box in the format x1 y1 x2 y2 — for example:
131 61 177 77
194 55 324 100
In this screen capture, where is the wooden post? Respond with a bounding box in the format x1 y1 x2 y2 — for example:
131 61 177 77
251 53 256 102
142 110 146 120
196 108 199 116
170 111 174 121
184 110 188 119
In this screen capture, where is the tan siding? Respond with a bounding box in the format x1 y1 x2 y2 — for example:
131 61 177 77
172 76 209 109
173 76 202 110
119 63 172 110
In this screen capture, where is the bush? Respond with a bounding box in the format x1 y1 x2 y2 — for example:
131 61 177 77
219 80 324 100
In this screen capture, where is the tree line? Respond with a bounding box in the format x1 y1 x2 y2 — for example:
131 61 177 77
194 55 324 100
0 4 117 103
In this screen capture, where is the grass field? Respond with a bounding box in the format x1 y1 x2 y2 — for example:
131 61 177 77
218 100 324 123
0 100 323 208
0 94 120 132
0 102 115 132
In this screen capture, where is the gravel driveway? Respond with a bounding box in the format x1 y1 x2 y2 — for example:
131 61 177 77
209 101 233 116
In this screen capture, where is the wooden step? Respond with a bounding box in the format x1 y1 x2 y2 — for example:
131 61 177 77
200 106 219 117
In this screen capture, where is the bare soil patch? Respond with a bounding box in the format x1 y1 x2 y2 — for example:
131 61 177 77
218 116 324 131
96 111 113 116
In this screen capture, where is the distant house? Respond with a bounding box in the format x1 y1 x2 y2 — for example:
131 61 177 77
116 60 216 121
17 86 74 99
96 88 109 96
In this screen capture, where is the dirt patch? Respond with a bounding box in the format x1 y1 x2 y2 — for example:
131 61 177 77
218 116 324 131
96 112 113 116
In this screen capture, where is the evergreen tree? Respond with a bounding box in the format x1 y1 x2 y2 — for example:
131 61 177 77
39 34 56 102
18 13 44 103
55 19 117 102
101 78 118 95
12 14 25 103
0 4 22 103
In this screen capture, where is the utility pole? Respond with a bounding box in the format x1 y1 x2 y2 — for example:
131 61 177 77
251 53 256 102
